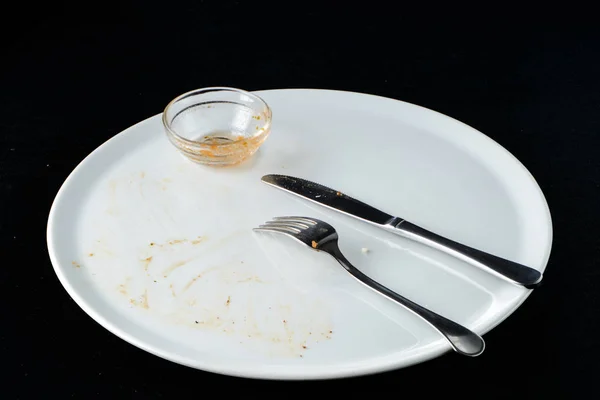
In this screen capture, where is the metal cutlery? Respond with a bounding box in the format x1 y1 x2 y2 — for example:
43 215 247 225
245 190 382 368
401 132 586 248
261 174 543 289
254 216 486 357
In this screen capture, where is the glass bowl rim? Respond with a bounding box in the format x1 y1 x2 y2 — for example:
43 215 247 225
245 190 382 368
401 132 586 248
161 86 272 148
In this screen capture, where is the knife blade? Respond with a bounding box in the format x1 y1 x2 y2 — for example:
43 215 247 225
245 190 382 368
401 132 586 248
261 174 402 227
261 173 543 288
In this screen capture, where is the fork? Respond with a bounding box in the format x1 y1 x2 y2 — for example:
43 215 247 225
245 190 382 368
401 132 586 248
254 216 485 357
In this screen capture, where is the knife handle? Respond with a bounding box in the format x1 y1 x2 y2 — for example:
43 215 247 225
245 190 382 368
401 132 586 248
391 221 543 289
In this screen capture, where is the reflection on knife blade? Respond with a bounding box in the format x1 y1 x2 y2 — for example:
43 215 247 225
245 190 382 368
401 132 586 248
261 174 401 226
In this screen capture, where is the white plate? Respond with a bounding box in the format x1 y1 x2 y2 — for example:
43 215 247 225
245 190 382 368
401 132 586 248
47 89 552 380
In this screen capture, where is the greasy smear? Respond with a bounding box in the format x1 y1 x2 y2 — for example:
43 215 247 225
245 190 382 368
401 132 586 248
162 259 192 277
117 277 131 295
130 290 149 309
141 256 153 271
237 276 264 283
182 273 204 293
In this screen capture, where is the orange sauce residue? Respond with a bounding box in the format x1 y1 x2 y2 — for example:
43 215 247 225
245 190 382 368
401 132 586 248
179 128 270 166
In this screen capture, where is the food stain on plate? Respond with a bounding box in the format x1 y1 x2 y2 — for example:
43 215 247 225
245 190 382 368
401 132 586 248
166 281 334 358
129 289 150 309
162 258 193 277
105 172 176 216
82 230 334 359
79 170 336 360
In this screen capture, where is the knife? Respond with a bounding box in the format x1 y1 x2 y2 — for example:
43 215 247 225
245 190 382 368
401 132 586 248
261 174 543 289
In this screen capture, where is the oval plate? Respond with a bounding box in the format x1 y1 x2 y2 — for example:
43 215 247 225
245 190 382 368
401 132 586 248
47 89 552 380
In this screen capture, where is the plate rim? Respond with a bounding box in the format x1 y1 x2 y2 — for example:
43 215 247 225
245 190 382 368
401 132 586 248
46 88 553 380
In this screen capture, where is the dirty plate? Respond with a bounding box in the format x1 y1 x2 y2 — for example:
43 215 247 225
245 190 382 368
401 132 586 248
47 89 552 380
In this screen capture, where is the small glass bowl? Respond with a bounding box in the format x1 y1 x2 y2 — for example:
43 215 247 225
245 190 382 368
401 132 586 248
162 87 272 166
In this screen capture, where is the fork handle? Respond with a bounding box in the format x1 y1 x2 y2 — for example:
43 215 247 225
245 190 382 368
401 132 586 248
389 220 543 289
322 242 485 357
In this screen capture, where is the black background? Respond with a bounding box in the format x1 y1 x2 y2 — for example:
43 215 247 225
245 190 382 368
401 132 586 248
2 2 599 398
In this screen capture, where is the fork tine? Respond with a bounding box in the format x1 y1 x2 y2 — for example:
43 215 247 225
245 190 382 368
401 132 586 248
272 216 317 225
264 220 310 230
261 223 302 233
254 225 300 235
